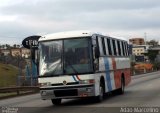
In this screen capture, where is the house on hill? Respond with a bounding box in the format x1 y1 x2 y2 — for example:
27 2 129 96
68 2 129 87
0 49 10 56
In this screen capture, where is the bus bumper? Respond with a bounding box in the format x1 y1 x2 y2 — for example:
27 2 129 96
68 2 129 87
40 84 95 100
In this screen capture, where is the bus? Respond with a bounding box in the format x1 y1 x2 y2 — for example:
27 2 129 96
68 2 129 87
38 30 131 105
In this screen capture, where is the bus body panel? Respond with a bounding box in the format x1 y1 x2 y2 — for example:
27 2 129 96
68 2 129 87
99 57 131 92
39 74 98 99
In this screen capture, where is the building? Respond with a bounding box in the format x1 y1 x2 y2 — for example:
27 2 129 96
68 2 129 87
129 38 145 45
0 49 10 56
10 48 21 57
21 48 31 58
132 45 149 56
0 48 31 58
132 45 150 62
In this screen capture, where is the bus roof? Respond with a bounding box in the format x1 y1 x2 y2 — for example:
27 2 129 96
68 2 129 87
39 30 96 41
39 30 127 42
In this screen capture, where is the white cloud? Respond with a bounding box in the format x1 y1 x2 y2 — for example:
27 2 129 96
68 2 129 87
0 0 160 44
0 15 17 22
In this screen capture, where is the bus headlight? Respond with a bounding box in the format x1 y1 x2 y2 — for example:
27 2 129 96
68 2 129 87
79 79 95 84
40 82 51 87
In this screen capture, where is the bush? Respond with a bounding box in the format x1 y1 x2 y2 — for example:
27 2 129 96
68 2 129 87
153 62 160 70
0 55 27 69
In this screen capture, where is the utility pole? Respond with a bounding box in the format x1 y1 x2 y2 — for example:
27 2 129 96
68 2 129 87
30 46 33 86
144 32 147 45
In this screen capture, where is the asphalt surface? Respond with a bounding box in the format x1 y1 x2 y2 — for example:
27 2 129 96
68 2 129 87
0 71 160 113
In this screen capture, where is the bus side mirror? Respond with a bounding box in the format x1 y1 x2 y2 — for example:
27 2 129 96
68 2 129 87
95 47 100 58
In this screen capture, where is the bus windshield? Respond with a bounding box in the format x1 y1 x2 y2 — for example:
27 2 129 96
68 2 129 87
39 37 93 76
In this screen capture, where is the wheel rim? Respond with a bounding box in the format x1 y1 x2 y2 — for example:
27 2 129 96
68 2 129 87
52 99 61 105
121 79 124 92
99 86 103 100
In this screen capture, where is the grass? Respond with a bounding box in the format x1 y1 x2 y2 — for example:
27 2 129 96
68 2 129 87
0 63 19 87
0 92 17 97
0 63 38 99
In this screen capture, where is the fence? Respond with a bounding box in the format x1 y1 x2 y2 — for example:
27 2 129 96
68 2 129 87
0 86 39 98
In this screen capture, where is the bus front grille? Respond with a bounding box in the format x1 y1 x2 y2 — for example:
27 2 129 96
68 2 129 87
52 82 79 86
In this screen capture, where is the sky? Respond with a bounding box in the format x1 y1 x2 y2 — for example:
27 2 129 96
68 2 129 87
0 0 160 45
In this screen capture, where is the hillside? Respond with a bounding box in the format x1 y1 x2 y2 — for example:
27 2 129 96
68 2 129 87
0 63 18 87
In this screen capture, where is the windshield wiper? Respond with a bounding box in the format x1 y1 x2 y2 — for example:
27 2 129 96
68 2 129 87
64 60 79 74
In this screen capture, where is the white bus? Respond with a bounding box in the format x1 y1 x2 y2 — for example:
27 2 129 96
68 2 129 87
38 30 131 105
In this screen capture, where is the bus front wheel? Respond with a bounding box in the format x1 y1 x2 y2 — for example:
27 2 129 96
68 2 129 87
51 99 61 105
95 84 104 102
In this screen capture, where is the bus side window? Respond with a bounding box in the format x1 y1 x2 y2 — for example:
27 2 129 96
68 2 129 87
117 40 121 56
115 40 119 56
110 38 114 56
112 39 117 56
125 42 129 56
98 37 104 56
93 36 99 70
127 43 129 56
121 41 126 56
102 37 106 55
120 41 124 56
107 38 112 55
105 38 109 55
124 42 128 56
95 36 100 57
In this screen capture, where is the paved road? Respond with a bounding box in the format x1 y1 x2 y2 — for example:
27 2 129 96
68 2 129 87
0 71 160 113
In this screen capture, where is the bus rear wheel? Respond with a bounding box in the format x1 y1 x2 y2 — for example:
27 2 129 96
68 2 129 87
51 99 61 105
116 77 125 95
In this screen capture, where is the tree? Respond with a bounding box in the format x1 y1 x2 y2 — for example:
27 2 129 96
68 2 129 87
2 45 5 49
153 62 160 70
144 50 159 63
17 45 20 48
12 44 20 48
5 44 11 49
13 44 17 48
146 40 158 46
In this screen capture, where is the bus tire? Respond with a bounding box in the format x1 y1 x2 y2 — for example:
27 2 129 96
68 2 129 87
95 83 104 102
51 99 61 105
116 77 125 95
